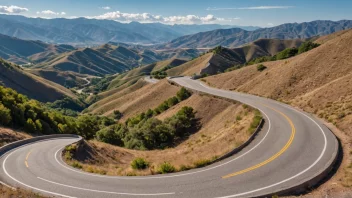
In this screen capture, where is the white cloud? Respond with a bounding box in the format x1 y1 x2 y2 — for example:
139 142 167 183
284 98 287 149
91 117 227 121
37 10 66 15
207 6 294 11
89 11 235 24
101 6 111 10
267 23 274 27
0 5 28 14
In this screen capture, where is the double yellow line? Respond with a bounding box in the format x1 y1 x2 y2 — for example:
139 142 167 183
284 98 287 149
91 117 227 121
25 151 31 168
222 105 296 179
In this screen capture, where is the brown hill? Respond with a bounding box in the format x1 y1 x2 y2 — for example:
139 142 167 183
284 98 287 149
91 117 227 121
88 80 179 117
203 29 352 192
0 33 74 64
165 38 304 76
0 59 76 102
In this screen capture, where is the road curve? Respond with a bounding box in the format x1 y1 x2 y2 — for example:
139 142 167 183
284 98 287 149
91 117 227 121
0 76 338 198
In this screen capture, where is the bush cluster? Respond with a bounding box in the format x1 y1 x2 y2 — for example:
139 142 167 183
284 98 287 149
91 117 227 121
0 86 115 139
151 65 173 79
158 162 176 174
257 64 267 72
97 106 198 150
131 158 149 170
247 41 320 66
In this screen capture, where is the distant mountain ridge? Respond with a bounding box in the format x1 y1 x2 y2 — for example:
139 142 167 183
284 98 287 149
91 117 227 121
158 20 352 49
0 14 258 46
0 34 75 64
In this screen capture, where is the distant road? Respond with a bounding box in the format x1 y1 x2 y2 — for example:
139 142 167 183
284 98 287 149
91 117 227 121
0 76 338 198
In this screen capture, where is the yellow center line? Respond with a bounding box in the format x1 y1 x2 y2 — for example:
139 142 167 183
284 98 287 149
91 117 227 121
222 105 296 179
25 151 31 168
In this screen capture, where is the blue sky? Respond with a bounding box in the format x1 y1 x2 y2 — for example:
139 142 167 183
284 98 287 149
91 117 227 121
0 0 351 27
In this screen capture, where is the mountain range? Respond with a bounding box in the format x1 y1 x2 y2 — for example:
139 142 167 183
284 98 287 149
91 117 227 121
0 14 258 46
158 20 352 48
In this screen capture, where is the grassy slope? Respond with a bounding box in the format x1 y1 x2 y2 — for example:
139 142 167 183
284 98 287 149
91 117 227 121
167 53 214 76
0 60 76 102
69 93 255 176
28 69 89 88
204 29 352 194
88 80 179 117
165 38 304 76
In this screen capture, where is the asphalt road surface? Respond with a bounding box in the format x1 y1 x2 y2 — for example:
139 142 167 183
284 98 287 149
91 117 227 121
0 76 338 198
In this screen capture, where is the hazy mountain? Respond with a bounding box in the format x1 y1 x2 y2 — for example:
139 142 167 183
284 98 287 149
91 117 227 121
0 14 258 46
0 33 75 64
158 20 352 49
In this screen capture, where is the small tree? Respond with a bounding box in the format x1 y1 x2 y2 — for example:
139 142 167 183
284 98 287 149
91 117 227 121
176 88 191 101
0 103 11 126
257 64 267 72
25 118 37 133
113 110 123 120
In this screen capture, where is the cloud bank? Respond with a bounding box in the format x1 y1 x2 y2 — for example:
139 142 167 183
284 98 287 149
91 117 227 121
0 5 28 13
90 11 237 24
207 6 294 11
37 10 66 15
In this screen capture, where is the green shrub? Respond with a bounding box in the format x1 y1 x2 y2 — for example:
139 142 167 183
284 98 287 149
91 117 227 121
275 48 298 60
257 64 267 72
177 88 191 101
193 159 212 168
113 110 123 120
131 158 149 170
72 161 83 169
0 103 11 126
158 162 176 174
248 113 262 134
298 41 320 54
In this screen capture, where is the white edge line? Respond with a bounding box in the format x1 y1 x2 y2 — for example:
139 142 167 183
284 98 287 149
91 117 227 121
54 111 271 180
37 177 175 196
2 150 76 198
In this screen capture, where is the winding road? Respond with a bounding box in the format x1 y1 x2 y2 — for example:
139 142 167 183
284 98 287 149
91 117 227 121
0 76 338 198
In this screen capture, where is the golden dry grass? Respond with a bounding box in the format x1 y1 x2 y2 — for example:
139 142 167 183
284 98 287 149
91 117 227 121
0 127 32 147
88 80 180 118
0 185 48 198
166 53 213 76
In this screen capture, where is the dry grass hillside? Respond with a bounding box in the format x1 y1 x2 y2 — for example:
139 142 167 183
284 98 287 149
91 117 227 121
0 59 76 102
0 127 32 147
88 80 180 117
167 53 214 76
68 93 256 176
204 29 352 195
165 38 304 76
28 69 89 88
